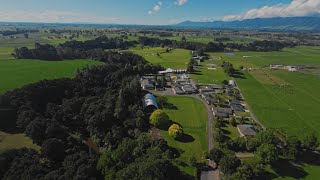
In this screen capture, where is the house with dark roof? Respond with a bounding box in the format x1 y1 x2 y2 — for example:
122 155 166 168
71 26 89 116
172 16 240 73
237 125 257 137
212 107 233 119
141 78 154 90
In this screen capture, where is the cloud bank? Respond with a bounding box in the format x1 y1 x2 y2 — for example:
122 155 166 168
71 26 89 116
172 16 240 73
176 0 187 6
223 0 320 21
0 10 119 23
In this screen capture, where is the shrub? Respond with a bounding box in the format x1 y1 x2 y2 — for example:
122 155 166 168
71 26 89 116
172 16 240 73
149 109 170 127
168 124 183 139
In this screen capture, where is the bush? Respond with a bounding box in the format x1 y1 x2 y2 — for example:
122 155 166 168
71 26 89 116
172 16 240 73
149 110 170 127
168 124 183 139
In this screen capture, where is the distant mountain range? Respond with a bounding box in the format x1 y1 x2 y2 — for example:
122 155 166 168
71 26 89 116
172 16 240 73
176 17 320 31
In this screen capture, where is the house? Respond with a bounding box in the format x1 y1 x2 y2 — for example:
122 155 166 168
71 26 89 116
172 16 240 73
172 87 185 95
182 85 197 94
237 125 257 137
143 93 158 114
159 68 174 74
141 79 155 90
212 107 233 119
229 99 246 112
201 94 218 105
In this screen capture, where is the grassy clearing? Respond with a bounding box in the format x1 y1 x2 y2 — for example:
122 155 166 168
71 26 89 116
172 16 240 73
160 96 208 176
126 47 191 69
190 60 229 84
0 131 40 154
0 58 101 94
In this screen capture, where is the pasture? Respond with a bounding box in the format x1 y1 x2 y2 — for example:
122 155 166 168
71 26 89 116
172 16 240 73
0 58 101 94
126 47 191 69
160 96 208 176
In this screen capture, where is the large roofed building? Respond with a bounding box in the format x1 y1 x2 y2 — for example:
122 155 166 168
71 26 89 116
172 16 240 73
143 93 158 114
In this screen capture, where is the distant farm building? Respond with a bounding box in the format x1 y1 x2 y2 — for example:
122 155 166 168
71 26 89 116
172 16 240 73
158 68 187 74
143 93 158 114
237 125 257 137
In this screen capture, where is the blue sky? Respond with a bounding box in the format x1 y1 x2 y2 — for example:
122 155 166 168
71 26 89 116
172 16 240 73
0 0 318 24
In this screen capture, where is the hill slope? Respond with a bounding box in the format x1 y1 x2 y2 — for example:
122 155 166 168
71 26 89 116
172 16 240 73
177 17 320 31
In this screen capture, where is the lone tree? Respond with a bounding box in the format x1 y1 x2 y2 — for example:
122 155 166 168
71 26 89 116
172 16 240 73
219 153 241 175
168 124 184 139
149 109 170 127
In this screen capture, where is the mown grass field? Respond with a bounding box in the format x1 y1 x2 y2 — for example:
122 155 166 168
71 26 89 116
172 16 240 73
126 47 191 69
191 60 229 84
0 131 40 154
0 58 101 94
160 96 208 176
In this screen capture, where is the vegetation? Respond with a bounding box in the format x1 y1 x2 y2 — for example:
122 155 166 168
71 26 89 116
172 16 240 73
161 96 208 176
168 124 184 139
149 109 170 128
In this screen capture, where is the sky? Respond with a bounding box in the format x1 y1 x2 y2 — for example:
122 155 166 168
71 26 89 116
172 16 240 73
0 0 319 25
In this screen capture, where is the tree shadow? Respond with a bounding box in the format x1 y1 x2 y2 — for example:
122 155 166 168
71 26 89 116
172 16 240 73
298 151 320 166
232 70 246 79
175 134 195 143
156 96 178 110
271 159 308 179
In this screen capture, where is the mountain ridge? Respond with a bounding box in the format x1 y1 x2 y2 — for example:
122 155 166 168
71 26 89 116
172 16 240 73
176 17 320 31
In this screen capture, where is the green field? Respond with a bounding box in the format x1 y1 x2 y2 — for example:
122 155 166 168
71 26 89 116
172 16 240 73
0 58 101 94
126 47 191 69
160 96 208 176
0 131 40 154
191 60 229 84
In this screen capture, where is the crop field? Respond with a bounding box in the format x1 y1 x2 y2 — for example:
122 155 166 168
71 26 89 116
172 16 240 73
127 47 191 69
160 96 208 176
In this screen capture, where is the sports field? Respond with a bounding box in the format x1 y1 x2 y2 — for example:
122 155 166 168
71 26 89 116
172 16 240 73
160 96 208 176
127 47 191 69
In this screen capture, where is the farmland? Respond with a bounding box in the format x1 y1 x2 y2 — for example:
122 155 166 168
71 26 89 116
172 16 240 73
160 96 208 176
0 57 101 94
126 47 191 69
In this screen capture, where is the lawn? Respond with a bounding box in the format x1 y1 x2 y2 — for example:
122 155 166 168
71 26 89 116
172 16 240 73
160 96 208 177
190 60 229 84
0 131 40 154
0 58 101 94
126 47 191 69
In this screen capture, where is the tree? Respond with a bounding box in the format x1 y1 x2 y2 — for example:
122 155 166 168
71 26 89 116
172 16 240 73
255 144 279 165
168 124 183 139
303 133 319 151
232 163 255 180
41 138 66 161
222 80 228 85
229 116 237 127
181 36 186 42
149 110 170 127
208 148 224 164
219 153 241 175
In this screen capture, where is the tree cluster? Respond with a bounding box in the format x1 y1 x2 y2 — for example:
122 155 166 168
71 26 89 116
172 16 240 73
138 36 294 52
12 36 138 61
0 52 170 179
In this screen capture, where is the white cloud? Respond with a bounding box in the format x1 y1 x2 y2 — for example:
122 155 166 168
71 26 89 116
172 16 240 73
0 10 120 23
175 0 187 6
223 0 320 21
148 1 163 15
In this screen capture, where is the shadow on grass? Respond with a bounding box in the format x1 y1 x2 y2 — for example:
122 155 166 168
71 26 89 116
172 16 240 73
271 159 308 179
175 134 195 143
232 70 246 79
298 151 320 166
156 96 178 110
